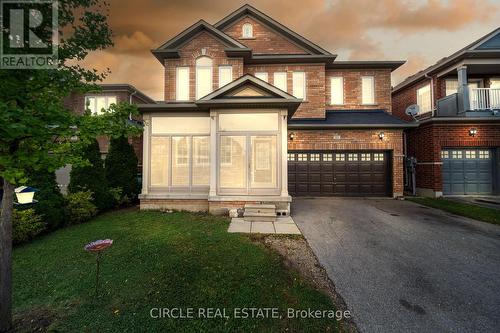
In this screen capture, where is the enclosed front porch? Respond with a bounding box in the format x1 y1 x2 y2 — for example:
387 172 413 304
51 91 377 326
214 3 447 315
138 75 301 214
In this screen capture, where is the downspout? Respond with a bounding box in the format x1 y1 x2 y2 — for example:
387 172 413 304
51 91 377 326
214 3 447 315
129 89 138 120
424 73 435 116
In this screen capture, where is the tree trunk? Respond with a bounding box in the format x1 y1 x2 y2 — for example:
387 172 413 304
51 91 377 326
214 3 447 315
0 179 14 332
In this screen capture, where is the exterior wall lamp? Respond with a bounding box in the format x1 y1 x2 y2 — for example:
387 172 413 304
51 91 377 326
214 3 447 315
469 128 477 137
378 132 385 140
289 132 296 141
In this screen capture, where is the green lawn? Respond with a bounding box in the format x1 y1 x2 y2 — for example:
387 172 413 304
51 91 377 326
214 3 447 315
408 197 500 225
13 209 338 332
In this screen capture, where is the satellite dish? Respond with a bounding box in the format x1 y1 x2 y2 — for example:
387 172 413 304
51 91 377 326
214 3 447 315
405 104 420 117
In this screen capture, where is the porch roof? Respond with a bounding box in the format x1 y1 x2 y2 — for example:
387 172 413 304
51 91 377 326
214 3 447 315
287 110 418 129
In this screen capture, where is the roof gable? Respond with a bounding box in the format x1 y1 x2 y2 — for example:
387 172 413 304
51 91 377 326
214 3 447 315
199 74 298 101
152 20 250 62
473 30 500 50
393 27 500 93
214 4 332 56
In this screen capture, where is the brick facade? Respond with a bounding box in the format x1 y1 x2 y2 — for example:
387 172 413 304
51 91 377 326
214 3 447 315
222 16 308 55
288 129 404 196
327 69 392 113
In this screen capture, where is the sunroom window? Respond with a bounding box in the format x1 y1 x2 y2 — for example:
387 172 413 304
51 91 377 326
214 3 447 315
149 117 210 190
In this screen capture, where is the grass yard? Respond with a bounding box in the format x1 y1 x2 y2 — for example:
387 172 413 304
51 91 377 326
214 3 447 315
13 209 338 332
408 197 500 225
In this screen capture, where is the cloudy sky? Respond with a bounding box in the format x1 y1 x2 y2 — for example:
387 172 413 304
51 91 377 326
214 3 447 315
81 0 500 100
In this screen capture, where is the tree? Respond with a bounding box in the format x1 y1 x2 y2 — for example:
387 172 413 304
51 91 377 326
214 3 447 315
26 168 67 230
105 136 140 203
69 139 114 211
0 1 141 331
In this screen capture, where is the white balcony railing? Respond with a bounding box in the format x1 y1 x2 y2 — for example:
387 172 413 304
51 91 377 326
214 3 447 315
469 88 500 110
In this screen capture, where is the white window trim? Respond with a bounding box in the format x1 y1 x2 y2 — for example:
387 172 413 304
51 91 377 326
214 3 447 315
218 65 233 88
361 76 375 105
84 95 117 115
292 71 306 100
330 76 344 105
176 67 190 101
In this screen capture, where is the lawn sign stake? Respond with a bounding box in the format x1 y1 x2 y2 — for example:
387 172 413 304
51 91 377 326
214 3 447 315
85 239 113 296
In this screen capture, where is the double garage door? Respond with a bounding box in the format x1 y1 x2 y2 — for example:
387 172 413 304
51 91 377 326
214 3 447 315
288 151 391 197
442 148 494 195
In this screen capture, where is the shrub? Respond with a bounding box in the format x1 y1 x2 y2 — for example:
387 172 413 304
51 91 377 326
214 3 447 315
26 168 66 230
109 187 131 207
69 139 114 211
105 136 140 204
13 208 46 244
65 191 97 224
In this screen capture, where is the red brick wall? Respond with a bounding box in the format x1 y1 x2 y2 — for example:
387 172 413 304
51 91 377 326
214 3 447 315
392 79 432 121
406 122 500 192
222 16 309 55
326 69 392 113
288 129 404 196
245 64 325 118
164 32 244 101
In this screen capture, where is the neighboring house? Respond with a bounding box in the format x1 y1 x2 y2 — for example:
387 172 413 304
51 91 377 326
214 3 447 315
138 4 414 214
392 28 500 198
57 84 155 193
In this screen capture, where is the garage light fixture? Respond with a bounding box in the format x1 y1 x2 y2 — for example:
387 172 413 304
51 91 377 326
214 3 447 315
469 128 477 137
289 132 295 141
378 132 385 140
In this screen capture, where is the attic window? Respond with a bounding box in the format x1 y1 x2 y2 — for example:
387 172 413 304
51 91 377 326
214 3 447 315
242 23 253 38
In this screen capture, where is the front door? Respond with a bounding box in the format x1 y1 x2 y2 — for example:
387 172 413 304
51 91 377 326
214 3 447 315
217 112 281 195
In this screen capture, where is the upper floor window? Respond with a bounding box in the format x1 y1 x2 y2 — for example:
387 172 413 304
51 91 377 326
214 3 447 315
292 71 306 100
417 84 431 113
85 95 117 115
219 65 232 88
273 72 287 92
242 23 253 38
445 79 458 96
330 77 344 105
176 67 190 101
361 76 375 104
196 56 213 99
255 72 268 82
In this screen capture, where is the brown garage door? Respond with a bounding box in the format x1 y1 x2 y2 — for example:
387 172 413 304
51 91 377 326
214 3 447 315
288 151 391 196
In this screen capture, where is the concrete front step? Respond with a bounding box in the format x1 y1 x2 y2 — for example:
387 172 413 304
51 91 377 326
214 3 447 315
244 203 276 216
243 215 276 222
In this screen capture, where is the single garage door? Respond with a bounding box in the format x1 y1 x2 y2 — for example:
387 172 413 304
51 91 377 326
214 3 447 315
288 151 391 196
442 148 494 195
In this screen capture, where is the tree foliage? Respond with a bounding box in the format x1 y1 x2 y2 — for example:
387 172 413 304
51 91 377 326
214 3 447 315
105 136 140 202
68 139 114 211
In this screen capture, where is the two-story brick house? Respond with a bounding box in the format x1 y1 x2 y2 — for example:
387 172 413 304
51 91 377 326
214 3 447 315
138 4 415 214
392 28 500 197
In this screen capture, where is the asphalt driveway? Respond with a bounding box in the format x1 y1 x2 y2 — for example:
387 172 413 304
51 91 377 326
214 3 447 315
292 197 500 333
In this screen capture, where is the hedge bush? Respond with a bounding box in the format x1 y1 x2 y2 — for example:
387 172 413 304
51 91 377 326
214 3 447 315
26 168 66 230
105 136 140 204
68 139 114 211
13 208 46 244
65 191 97 224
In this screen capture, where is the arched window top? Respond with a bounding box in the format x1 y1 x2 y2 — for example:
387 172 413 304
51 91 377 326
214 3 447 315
242 23 253 38
196 56 212 67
